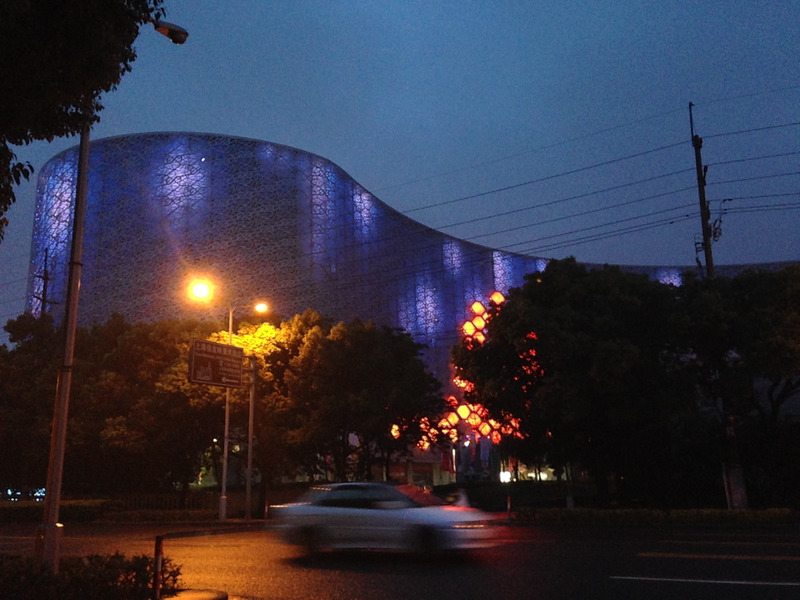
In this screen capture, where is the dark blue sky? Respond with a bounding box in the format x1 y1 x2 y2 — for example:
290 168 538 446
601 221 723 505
1 1 798 339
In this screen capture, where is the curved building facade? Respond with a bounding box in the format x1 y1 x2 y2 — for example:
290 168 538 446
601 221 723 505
24 132 764 382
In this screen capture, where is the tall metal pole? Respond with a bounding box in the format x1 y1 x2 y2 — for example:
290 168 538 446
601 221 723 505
32 17 188 572
36 125 91 573
219 307 233 520
690 102 715 278
245 356 256 520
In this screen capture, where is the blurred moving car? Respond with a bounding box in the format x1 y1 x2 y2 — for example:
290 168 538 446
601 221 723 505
273 482 499 554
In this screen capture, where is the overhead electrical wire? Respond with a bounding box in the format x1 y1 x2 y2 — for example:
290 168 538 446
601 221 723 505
373 105 689 195
469 188 697 244
436 170 695 232
271 130 797 294
402 140 688 214
289 155 798 296
705 121 800 141
10 104 798 330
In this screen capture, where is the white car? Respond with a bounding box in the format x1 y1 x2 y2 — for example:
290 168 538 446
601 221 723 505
274 482 499 554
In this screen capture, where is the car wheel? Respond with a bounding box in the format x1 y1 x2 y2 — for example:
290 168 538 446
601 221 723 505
299 525 324 554
410 525 439 554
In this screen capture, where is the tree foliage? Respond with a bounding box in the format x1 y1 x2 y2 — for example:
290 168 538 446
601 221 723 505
452 259 800 508
67 315 220 494
1 308 445 496
0 313 219 496
0 313 60 494
279 318 444 481
3 262 797 506
0 0 166 240
676 266 800 506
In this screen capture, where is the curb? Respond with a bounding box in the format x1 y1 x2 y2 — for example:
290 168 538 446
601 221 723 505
173 591 228 600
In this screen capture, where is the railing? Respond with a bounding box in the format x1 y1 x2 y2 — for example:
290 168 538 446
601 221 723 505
116 492 217 511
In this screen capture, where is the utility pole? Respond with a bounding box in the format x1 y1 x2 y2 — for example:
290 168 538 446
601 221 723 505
36 125 90 573
33 248 56 315
689 102 714 278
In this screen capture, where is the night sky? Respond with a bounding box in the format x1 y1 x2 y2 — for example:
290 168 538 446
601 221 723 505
1 1 798 343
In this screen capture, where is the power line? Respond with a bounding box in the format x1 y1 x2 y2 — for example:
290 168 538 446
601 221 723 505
707 150 800 167
705 121 800 141
514 213 699 256
708 192 800 202
463 187 696 243
723 201 800 215
374 85 799 201
437 170 695 232
691 85 800 109
708 171 800 187
507 198 800 256
395 119 798 221
373 105 689 195
403 140 688 214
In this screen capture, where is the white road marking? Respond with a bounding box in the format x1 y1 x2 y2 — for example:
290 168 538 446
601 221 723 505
611 576 800 587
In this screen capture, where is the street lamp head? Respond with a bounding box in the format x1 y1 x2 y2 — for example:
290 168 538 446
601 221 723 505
188 278 214 303
152 19 189 45
254 302 269 314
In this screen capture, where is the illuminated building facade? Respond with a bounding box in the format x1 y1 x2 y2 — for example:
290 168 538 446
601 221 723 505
27 133 798 485
26 133 551 381
24 132 785 386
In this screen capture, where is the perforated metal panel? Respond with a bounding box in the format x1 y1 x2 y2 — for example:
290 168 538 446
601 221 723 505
25 133 715 382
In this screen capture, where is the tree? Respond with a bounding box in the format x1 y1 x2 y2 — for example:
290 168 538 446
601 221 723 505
453 258 703 506
0 1 166 240
65 315 221 494
247 310 331 484
0 313 60 496
677 266 800 507
729 266 800 422
281 319 444 482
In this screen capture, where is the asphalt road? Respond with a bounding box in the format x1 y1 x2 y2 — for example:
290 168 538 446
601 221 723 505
2 520 799 599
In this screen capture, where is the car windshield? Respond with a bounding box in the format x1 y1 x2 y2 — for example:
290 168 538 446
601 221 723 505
303 483 446 509
393 484 445 506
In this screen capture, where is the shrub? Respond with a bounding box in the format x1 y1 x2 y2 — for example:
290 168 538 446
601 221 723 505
0 499 113 523
0 552 181 600
513 506 800 524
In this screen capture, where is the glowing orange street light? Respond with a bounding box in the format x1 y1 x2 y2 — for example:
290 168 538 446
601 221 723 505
188 279 214 303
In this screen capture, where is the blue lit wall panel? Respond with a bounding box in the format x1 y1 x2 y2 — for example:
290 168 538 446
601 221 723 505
29 133 790 387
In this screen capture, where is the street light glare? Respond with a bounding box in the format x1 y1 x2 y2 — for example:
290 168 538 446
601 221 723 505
254 302 268 313
188 279 213 302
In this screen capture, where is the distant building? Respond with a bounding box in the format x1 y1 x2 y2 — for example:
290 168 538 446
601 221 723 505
26 133 794 386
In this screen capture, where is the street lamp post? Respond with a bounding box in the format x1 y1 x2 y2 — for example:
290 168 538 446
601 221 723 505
36 18 188 573
246 356 257 520
219 306 234 520
188 280 267 521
